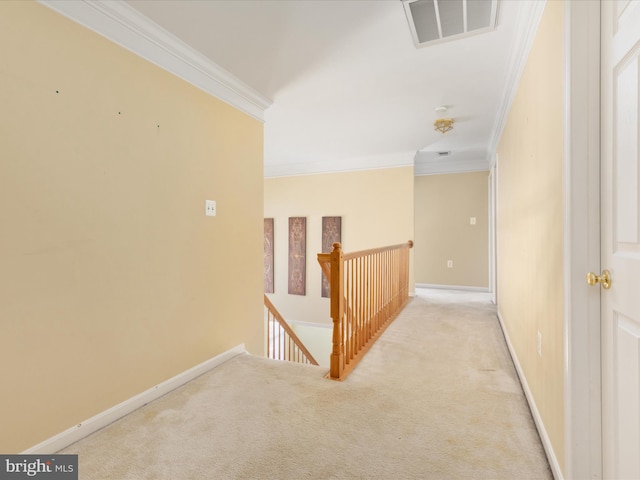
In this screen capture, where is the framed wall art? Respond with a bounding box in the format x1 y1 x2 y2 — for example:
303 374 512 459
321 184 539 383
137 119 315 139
264 218 274 293
321 216 342 297
288 217 306 295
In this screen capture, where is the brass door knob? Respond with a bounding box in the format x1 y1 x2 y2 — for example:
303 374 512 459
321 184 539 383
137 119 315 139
587 270 611 289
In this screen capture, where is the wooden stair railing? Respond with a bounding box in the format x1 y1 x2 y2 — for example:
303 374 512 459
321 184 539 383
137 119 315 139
264 295 319 366
317 241 413 380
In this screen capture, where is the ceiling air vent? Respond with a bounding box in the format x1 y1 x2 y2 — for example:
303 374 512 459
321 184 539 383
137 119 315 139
402 0 498 48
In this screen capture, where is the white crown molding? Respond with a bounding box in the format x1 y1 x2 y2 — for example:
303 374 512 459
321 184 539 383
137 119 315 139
487 0 547 165
264 151 415 178
38 0 272 122
414 156 490 176
414 163 489 176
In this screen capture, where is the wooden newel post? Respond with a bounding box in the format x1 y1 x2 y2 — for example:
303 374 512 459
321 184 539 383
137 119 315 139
329 242 344 379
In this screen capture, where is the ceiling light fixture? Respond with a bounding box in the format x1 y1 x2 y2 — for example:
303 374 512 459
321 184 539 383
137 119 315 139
434 118 454 134
433 107 454 134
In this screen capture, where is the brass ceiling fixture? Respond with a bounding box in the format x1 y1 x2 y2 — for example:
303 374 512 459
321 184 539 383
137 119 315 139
434 118 454 134
434 106 454 134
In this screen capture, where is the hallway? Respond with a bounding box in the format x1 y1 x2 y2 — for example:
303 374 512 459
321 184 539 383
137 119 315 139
60 289 552 479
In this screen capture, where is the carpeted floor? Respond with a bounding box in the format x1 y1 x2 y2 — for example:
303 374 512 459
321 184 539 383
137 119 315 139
59 289 553 479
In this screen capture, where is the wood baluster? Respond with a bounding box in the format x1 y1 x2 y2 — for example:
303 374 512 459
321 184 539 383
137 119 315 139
358 256 363 349
264 294 318 365
348 259 352 361
344 260 349 366
353 257 358 350
267 310 271 358
368 253 372 341
352 258 357 354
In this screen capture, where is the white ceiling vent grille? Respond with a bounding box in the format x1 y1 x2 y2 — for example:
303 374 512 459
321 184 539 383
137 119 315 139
403 0 498 48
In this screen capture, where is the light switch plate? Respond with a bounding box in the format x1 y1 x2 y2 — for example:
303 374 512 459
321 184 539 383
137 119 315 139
205 200 216 217
470 217 476 225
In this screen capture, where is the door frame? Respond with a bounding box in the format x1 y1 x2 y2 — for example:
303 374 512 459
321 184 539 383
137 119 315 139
489 159 497 304
563 1 602 478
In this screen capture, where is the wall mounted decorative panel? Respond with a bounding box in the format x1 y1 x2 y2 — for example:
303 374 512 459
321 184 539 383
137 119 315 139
264 218 274 293
321 216 342 297
288 217 306 295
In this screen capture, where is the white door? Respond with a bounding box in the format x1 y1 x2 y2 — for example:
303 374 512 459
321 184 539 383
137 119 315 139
601 1 640 478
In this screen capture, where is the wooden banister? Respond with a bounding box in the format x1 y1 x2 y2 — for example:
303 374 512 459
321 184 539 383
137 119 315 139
318 240 413 380
264 295 319 366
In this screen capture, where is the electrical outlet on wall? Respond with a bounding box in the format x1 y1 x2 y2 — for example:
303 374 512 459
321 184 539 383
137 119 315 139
447 260 454 268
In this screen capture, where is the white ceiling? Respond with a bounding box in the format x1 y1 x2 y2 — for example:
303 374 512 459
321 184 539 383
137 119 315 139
56 0 544 177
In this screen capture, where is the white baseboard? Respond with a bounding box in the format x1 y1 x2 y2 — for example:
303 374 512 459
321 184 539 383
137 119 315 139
496 312 563 480
416 283 490 292
23 344 246 454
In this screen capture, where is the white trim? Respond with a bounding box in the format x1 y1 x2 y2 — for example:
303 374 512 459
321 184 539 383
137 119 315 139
463 0 468 34
562 1 602 478
497 312 563 480
38 1 271 122
433 0 443 40
22 344 247 454
415 283 490 292
413 163 490 176
489 158 497 304
288 319 333 329
486 0 546 162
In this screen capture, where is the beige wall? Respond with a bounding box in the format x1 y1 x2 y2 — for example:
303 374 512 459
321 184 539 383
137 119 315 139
264 167 414 330
414 172 489 288
496 0 564 473
0 2 264 453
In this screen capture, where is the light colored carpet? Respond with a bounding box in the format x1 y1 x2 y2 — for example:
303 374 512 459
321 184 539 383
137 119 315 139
60 288 552 479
